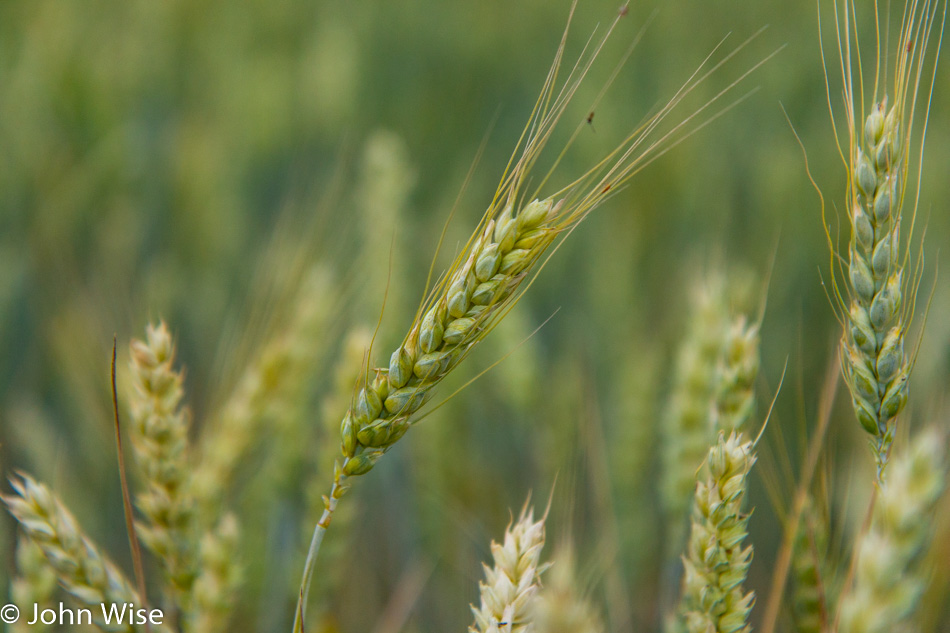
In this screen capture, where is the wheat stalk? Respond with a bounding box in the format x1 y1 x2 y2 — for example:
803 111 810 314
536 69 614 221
825 0 944 477
3 473 172 633
294 4 770 626
837 428 946 633
127 321 197 606
790 497 829 633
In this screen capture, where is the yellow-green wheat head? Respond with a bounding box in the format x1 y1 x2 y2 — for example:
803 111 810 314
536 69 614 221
824 0 945 477
331 4 751 486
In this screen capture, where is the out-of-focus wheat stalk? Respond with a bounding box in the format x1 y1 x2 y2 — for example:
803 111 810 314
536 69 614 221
529 545 604 633
661 277 760 549
191 268 337 523
189 514 240 633
10 534 57 633
837 428 946 633
3 473 172 633
127 322 196 608
790 497 829 633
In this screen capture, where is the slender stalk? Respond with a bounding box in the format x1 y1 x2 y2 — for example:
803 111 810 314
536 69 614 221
758 353 838 633
293 469 348 633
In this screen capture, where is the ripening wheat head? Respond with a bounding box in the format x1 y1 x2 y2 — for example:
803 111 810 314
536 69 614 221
296 6 770 628
824 0 945 476
328 4 768 485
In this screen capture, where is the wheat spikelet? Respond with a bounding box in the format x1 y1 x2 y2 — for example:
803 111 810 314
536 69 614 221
838 428 946 633
10 534 57 633
469 505 547 633
678 432 757 633
127 321 196 602
827 0 944 475
3 473 172 633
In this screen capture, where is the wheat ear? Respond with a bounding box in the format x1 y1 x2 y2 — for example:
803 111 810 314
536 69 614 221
295 5 770 625
713 316 760 435
678 431 757 633
828 0 944 476
127 321 197 604
469 505 548 633
661 277 729 529
3 473 172 633
840 93 910 473
837 428 946 633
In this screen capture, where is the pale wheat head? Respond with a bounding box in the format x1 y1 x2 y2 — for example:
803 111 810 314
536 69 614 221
678 431 757 633
469 505 547 633
128 321 196 601
3 473 171 633
838 428 946 633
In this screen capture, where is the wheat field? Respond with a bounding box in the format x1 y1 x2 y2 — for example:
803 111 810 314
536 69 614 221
1 1 950 632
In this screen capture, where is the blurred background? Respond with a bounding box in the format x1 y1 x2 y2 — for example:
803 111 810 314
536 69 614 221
1 0 949 631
